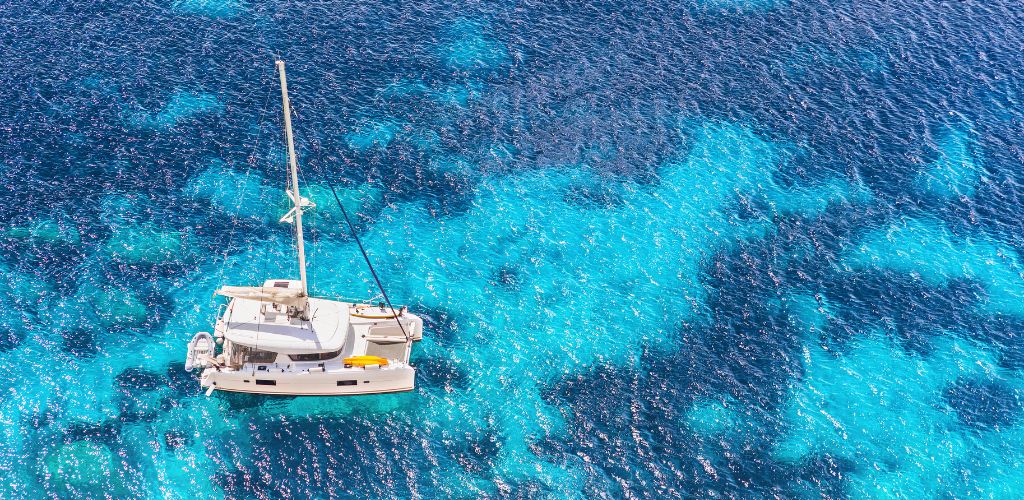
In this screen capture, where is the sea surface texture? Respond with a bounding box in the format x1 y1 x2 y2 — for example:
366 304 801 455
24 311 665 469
2 0 1023 497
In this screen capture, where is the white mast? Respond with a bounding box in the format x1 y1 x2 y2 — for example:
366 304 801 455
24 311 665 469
277 60 309 302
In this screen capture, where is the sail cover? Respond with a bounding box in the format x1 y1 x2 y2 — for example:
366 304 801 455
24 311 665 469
217 286 306 307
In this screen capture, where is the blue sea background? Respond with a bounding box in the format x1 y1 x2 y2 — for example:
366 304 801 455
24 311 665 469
2 0 1024 496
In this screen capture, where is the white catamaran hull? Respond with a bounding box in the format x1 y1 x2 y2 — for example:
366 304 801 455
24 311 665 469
200 364 415 396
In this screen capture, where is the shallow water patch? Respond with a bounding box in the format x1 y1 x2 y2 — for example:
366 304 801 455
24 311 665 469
914 122 984 201
345 118 404 152
6 217 81 246
296 118 869 491
171 0 245 17
686 397 744 437
775 329 1010 496
437 19 509 71
41 440 134 497
125 90 224 131
184 159 279 221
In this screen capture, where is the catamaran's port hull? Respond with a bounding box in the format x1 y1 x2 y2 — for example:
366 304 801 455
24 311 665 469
199 365 415 396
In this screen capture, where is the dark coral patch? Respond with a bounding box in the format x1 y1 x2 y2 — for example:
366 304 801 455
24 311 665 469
491 264 522 291
164 430 192 450
416 356 469 392
165 363 197 396
63 420 120 445
945 378 1022 429
61 329 98 358
452 431 503 473
417 306 463 346
115 368 165 392
0 328 25 352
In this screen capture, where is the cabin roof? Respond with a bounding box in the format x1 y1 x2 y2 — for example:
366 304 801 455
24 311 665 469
220 297 349 353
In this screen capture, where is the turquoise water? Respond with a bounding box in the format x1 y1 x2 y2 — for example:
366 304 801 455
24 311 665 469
3 0 1024 496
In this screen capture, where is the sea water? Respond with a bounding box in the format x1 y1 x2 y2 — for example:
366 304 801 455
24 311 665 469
2 0 1024 497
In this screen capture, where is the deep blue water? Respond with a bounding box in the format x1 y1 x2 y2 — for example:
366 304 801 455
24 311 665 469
3 0 1024 497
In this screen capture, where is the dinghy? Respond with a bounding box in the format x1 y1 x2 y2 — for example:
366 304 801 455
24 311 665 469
184 332 214 372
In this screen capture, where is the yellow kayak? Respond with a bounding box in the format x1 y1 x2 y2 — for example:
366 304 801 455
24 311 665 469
344 355 389 367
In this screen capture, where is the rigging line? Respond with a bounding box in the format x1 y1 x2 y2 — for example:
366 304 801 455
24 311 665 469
325 181 411 342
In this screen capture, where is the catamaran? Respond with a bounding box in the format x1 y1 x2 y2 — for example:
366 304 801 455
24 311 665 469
184 61 423 396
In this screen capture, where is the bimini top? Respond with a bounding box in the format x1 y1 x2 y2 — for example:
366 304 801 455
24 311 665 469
218 296 350 354
217 285 306 307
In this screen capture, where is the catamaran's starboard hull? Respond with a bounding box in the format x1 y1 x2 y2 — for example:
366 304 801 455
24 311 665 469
199 365 415 396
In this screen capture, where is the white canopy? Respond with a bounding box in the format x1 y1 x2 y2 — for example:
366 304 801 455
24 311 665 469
217 286 306 307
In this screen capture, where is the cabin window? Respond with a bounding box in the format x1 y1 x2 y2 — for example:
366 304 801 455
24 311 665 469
255 380 277 386
229 344 279 365
288 347 344 362
245 350 278 364
337 380 357 386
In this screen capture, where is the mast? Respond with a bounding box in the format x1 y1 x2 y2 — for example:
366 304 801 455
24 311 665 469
277 60 309 301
